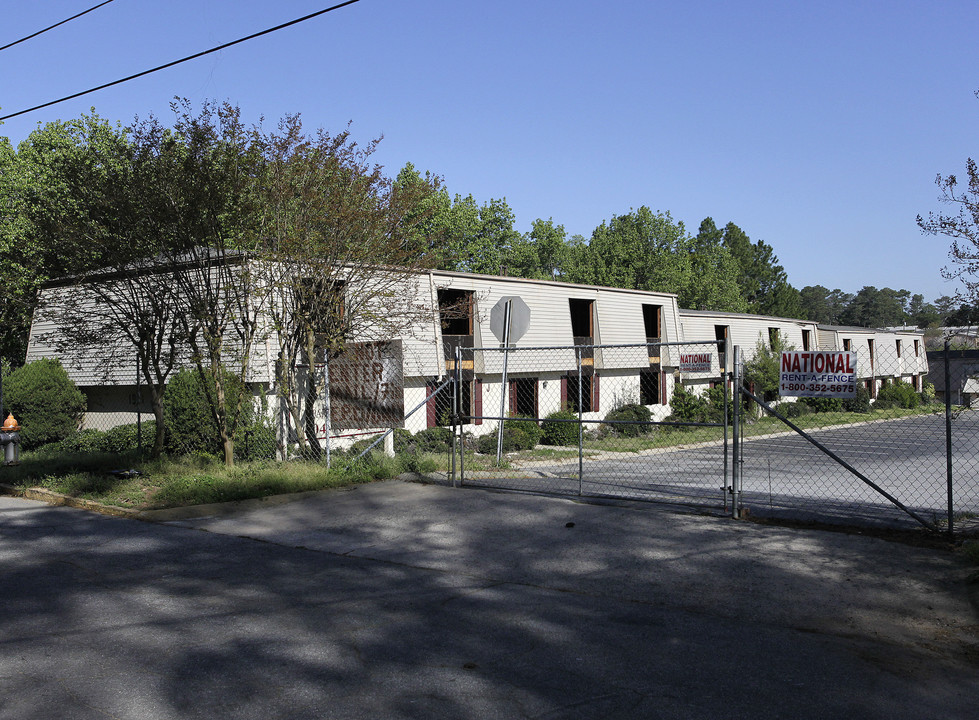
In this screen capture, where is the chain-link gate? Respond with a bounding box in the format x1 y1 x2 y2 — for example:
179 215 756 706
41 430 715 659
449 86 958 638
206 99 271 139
442 341 734 510
730 343 979 536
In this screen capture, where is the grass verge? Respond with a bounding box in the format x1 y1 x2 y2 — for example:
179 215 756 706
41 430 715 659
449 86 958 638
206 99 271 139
0 450 441 511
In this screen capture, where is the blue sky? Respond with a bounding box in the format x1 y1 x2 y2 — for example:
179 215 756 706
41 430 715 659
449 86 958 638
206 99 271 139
2 0 977 304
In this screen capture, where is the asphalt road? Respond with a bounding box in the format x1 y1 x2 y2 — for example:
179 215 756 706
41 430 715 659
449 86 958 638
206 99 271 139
474 413 979 530
2 481 978 719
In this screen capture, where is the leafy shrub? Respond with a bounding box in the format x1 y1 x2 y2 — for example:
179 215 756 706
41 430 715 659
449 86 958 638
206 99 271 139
506 416 542 448
773 401 813 418
59 421 159 456
102 421 156 454
668 385 712 425
743 335 793 402
163 368 262 458
874 381 920 410
800 396 843 413
603 403 652 437
4 358 86 450
59 428 105 454
476 427 531 454
541 410 580 446
842 385 871 413
412 426 453 453
703 386 731 424
392 428 414 452
920 382 936 404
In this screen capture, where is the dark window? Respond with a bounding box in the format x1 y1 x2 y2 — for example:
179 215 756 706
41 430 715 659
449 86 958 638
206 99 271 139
509 377 538 417
802 329 811 351
642 304 662 341
564 373 598 413
639 369 661 405
843 338 851 351
768 327 780 349
428 378 481 426
569 299 594 339
715 325 729 368
896 339 902 357
438 288 474 336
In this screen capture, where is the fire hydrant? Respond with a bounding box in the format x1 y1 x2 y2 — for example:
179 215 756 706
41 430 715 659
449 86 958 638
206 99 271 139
1 413 21 466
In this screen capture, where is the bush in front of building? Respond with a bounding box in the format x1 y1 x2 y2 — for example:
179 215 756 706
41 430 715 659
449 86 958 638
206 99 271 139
541 410 580 446
58 422 158 455
475 418 541 454
842 385 872 413
800 396 844 413
667 385 714 426
163 368 261 458
920 381 936 404
4 358 86 450
874 381 921 410
412 426 454 453
602 403 652 437
506 416 543 447
477 427 527 454
773 401 813 419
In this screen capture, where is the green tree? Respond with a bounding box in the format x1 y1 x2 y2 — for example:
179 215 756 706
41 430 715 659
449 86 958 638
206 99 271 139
508 218 568 280
838 286 910 328
564 207 692 296
0 113 129 363
720 221 801 317
799 285 854 325
743 333 794 403
689 218 747 312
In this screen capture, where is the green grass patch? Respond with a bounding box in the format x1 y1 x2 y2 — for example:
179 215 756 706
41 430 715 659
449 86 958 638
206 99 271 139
1 449 435 510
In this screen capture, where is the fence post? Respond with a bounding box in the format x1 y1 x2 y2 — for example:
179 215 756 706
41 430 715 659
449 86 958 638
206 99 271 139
323 355 332 469
577 346 584 496
135 352 142 455
945 340 953 537
452 345 460 488
731 345 742 519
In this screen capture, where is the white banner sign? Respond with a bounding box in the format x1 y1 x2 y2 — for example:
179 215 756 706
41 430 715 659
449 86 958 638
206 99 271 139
779 351 857 397
679 351 712 373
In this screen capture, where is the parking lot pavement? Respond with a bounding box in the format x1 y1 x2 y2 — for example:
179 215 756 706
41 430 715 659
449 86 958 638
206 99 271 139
2 483 978 719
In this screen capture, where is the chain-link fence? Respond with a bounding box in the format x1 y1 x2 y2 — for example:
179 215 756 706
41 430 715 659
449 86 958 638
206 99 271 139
6 335 979 537
730 341 979 536
440 341 733 510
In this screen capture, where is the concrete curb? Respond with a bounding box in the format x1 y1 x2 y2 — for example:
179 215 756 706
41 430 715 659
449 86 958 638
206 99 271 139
0 482 143 519
0 475 434 523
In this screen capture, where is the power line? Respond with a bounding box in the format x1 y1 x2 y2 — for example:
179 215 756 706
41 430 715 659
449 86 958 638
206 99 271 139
0 0 362 122
0 0 117 52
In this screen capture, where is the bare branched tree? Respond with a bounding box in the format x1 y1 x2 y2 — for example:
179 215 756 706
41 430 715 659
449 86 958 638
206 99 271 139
918 94 979 302
254 115 442 459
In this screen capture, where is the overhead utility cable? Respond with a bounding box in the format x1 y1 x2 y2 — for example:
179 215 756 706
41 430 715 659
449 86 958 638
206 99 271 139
0 0 117 52
0 0 361 122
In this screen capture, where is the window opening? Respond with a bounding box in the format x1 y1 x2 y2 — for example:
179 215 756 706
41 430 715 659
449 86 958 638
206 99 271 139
639 369 661 405
510 377 538 417
569 298 594 340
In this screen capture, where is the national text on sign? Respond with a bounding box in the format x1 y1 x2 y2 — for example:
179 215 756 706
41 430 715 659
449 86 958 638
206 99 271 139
779 351 857 398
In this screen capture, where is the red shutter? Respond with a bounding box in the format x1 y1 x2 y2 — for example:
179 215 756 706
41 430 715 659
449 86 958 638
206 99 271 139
473 379 483 425
660 370 667 406
592 374 600 413
508 380 517 414
561 376 568 410
426 380 437 428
